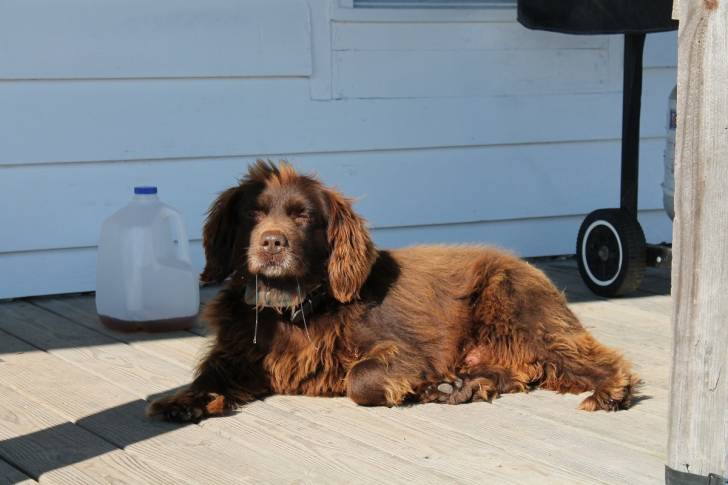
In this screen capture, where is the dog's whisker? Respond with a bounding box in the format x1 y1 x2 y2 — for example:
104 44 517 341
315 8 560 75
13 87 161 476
296 278 317 350
253 273 259 344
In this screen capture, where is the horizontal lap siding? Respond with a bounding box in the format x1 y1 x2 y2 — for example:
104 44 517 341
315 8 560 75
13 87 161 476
332 22 610 50
1 140 670 253
333 48 612 98
0 0 312 79
0 73 673 166
0 3 677 298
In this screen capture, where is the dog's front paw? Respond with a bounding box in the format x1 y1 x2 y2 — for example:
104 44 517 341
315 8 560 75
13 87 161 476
421 378 471 404
147 391 225 423
420 377 499 405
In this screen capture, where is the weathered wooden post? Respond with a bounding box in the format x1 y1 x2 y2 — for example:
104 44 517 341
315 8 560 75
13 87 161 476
666 0 728 483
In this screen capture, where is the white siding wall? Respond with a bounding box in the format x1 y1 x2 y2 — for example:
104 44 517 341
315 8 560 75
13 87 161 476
0 0 676 298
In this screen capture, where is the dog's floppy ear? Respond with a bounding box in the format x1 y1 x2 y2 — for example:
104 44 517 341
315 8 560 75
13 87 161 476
324 188 377 303
200 185 246 284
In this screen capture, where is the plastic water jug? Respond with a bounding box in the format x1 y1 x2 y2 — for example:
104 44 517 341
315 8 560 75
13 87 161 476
95 186 199 332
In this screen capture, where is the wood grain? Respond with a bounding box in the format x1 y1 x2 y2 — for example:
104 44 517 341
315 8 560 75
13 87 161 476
403 399 664 484
261 395 603 484
202 399 467 484
667 0 728 476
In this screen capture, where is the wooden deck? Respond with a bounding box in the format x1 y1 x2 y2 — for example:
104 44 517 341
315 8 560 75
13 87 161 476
0 259 672 484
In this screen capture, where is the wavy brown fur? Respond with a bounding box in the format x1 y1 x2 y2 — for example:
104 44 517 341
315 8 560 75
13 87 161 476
148 161 639 423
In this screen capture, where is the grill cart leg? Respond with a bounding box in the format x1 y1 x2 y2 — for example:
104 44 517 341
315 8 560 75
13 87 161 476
620 33 646 217
576 33 649 297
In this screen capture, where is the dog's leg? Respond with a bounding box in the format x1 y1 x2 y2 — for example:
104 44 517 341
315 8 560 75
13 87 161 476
347 359 394 406
540 331 640 411
147 349 268 423
347 358 420 406
346 342 422 406
522 303 640 411
469 259 639 411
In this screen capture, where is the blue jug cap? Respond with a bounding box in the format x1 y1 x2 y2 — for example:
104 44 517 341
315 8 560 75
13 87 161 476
134 186 158 195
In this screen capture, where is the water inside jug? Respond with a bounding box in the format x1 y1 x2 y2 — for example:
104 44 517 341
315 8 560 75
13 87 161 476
95 186 200 332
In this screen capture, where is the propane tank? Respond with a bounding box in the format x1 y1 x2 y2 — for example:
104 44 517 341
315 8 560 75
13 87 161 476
662 85 677 221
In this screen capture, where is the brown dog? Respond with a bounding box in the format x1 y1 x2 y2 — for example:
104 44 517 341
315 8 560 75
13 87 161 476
148 161 639 422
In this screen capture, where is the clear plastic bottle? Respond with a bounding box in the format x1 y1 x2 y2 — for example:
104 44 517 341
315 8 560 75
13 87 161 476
95 186 199 332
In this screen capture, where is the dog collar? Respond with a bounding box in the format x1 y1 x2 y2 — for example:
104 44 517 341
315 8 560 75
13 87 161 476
244 280 326 324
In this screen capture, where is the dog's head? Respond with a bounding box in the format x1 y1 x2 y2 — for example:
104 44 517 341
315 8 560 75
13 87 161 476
201 161 377 303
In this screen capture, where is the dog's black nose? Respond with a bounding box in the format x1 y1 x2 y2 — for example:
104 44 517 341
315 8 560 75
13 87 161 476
260 230 288 254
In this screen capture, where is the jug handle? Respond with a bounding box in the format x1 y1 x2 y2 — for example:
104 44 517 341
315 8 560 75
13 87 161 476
160 207 191 263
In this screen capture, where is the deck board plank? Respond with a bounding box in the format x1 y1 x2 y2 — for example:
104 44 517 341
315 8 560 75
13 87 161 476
402 397 664 484
0 301 198 398
260 395 608 484
269 391 664 483
197 398 468 484
538 261 673 316
0 379 175 484
32 296 206 370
